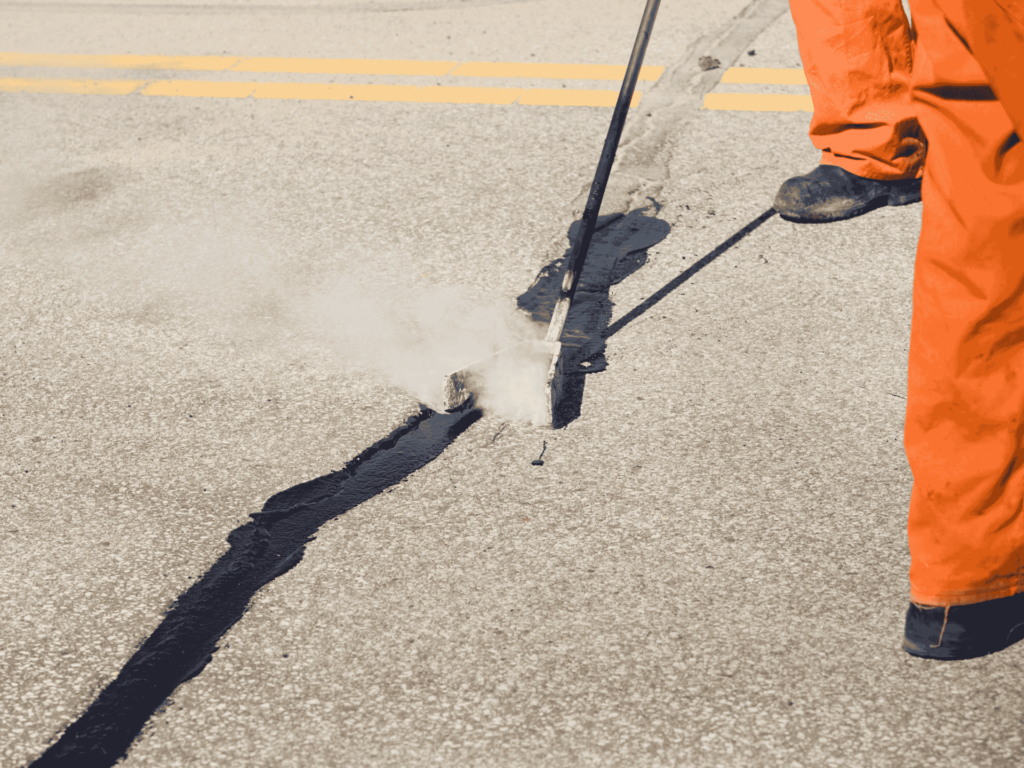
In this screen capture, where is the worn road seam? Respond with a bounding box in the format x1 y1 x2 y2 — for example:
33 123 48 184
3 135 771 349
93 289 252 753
584 0 792 216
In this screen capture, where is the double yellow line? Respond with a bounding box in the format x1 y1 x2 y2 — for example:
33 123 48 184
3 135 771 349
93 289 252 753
0 54 812 111
703 67 812 112
0 52 666 107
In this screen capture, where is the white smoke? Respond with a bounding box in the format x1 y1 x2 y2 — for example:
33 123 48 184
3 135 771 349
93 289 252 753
311 266 551 422
2 167 554 423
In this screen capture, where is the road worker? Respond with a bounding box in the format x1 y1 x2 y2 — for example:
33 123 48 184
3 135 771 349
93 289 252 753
785 0 1024 658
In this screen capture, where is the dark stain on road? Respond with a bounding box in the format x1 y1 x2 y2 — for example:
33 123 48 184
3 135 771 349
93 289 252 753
518 205 672 427
531 440 547 466
29 406 481 768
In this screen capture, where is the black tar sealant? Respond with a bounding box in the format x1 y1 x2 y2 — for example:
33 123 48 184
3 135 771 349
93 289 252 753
29 406 480 768
517 207 671 426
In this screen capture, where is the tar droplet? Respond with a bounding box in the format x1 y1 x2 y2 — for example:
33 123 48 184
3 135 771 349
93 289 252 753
532 440 548 466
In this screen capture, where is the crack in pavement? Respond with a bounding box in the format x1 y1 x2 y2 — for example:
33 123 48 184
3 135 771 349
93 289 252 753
29 407 481 768
26 209 775 768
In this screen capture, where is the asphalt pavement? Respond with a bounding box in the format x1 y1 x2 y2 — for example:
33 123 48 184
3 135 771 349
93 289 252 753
3 1 1024 766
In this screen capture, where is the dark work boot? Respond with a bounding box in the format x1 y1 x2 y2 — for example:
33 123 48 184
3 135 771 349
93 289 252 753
773 164 922 222
902 592 1024 661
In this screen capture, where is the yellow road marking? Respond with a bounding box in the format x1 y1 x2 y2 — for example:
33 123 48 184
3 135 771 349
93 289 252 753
0 76 142 95
0 57 815 113
0 76 640 107
233 58 455 76
251 82 521 104
0 52 663 81
141 80 256 98
721 67 808 85
519 88 639 108
449 62 664 82
703 93 812 112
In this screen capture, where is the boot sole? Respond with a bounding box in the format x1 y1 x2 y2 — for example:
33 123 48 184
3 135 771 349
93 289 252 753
776 183 922 223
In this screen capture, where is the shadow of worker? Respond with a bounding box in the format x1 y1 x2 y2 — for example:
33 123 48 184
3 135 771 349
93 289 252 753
517 204 671 428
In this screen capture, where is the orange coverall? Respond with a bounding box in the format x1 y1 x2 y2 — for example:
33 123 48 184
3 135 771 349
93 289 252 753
790 0 1024 606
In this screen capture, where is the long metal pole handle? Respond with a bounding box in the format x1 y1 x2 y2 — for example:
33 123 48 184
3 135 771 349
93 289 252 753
545 0 662 343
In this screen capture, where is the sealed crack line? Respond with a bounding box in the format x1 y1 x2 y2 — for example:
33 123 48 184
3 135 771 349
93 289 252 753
28 406 481 768
592 0 791 215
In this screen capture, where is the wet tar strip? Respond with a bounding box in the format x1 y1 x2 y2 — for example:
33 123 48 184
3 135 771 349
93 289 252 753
517 207 671 426
29 406 481 768
517 209 671 375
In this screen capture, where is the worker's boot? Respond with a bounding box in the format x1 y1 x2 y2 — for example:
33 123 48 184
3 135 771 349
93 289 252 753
773 164 921 223
902 593 1024 660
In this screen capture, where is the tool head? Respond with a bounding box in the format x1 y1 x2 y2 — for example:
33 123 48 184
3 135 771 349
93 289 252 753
442 339 565 427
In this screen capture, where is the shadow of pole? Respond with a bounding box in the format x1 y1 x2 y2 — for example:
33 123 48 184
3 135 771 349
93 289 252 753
604 208 778 340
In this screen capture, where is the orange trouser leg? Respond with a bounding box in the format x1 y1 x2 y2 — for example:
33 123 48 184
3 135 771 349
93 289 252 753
905 0 1024 605
789 0 926 179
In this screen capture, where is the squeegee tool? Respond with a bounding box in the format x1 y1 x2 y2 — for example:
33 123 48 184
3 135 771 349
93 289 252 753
442 0 661 424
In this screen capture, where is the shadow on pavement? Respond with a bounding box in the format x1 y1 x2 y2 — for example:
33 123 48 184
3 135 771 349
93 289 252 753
605 207 778 339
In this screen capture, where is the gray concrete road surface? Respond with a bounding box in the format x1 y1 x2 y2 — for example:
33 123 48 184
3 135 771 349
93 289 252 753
4 1 1024 766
